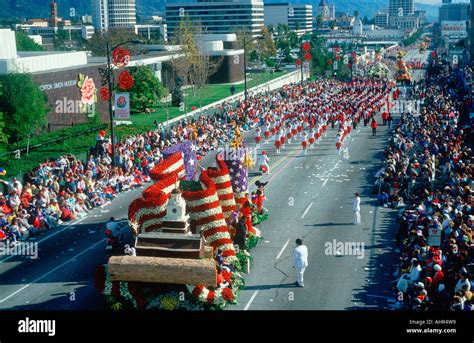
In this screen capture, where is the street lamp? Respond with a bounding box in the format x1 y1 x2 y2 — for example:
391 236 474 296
243 35 264 102
104 39 142 166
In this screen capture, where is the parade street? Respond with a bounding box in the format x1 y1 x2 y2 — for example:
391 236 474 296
0 112 398 310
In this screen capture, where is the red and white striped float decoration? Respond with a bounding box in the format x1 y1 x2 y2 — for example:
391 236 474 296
206 156 237 221
181 171 237 262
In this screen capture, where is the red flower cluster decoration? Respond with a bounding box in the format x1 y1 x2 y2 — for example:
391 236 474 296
112 47 131 68
100 86 110 101
222 288 234 301
327 59 333 65
118 70 134 91
295 58 302 66
304 52 312 61
302 42 311 52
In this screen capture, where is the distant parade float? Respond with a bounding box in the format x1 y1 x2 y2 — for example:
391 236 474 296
395 51 412 83
95 129 269 310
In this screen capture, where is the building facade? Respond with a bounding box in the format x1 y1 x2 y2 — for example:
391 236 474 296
264 3 313 36
375 11 389 28
93 0 137 32
388 0 415 17
134 24 168 42
439 2 470 22
166 0 264 39
389 15 419 29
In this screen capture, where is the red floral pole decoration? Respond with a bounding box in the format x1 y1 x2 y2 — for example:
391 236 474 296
118 70 134 90
304 52 312 61
112 47 131 68
100 86 111 101
327 59 333 65
295 58 302 66
302 42 311 52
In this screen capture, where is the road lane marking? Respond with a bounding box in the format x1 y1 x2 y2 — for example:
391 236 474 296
330 162 339 172
244 290 259 311
0 239 105 304
276 238 290 260
322 178 329 188
0 216 88 264
301 202 313 219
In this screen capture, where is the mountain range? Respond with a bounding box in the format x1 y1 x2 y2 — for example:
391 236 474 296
0 0 438 23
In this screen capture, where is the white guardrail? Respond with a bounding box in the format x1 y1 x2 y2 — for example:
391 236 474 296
163 69 308 127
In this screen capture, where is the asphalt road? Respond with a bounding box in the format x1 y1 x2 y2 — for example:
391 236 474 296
229 117 400 310
0 100 402 311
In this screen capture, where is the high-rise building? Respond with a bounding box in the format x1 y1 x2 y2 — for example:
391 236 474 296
328 5 336 20
375 10 389 28
93 0 137 32
389 0 415 17
264 3 313 36
166 0 264 39
439 2 470 22
50 1 59 27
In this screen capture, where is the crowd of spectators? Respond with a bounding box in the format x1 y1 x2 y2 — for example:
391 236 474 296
377 65 473 310
0 78 391 248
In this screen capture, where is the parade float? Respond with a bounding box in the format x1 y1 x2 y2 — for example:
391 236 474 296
395 51 412 83
95 132 268 310
366 53 392 81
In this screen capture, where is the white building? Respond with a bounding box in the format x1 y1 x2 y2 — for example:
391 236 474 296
264 3 313 36
0 29 88 75
166 0 264 39
353 17 363 36
81 25 95 40
134 24 168 42
93 0 137 33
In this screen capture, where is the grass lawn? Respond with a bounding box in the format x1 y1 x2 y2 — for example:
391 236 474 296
129 71 286 127
3 71 286 179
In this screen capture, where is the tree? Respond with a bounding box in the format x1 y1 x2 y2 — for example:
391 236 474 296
87 28 142 56
0 74 47 145
181 22 223 111
329 20 337 30
309 34 331 76
129 65 168 113
15 31 44 51
315 15 324 29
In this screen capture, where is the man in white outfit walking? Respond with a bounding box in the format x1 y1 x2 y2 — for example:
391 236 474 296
293 238 308 287
353 192 361 225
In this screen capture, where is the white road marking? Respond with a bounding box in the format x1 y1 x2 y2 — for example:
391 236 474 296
301 202 313 219
330 162 340 172
322 178 329 187
0 216 88 264
276 238 290 260
244 290 259 311
0 239 105 304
